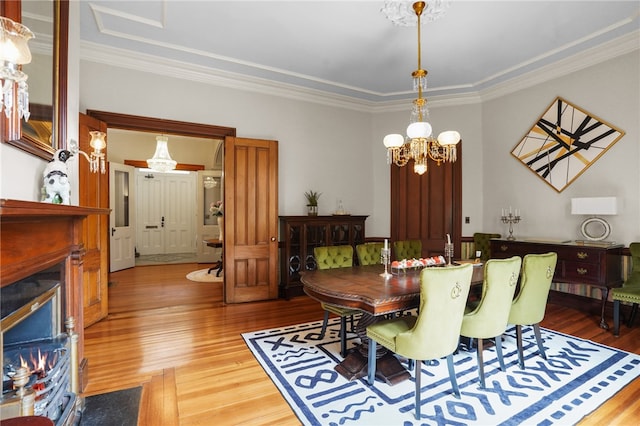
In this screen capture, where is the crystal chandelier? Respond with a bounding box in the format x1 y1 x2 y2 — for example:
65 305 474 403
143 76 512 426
147 135 177 172
0 16 34 121
382 1 460 175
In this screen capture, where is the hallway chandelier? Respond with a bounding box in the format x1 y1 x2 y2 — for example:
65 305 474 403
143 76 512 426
147 135 177 172
0 16 34 121
382 1 460 175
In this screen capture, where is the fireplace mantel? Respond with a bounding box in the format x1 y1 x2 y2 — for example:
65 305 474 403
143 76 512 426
1 198 109 391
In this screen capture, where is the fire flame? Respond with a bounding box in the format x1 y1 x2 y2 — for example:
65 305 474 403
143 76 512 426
18 348 58 378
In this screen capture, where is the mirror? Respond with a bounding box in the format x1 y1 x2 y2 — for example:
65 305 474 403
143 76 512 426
1 0 68 160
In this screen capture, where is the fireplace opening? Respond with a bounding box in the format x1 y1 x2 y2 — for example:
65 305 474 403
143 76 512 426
1 263 77 425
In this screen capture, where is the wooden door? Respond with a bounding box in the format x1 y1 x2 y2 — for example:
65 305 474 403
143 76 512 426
109 162 136 272
390 143 462 257
79 113 109 327
224 137 279 303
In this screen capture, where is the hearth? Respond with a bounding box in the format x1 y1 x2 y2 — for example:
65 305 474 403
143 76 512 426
1 200 104 424
1 265 79 425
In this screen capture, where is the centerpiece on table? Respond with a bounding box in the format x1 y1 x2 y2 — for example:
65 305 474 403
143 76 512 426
210 200 223 240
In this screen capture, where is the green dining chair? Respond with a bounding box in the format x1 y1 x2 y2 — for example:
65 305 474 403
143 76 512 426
613 242 640 336
366 264 473 420
473 232 501 261
356 242 384 266
460 256 521 388
393 240 422 260
314 245 359 357
508 252 557 369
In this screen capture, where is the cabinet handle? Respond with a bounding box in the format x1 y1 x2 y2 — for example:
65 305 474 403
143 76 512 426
576 267 588 275
500 245 508 252
577 251 588 259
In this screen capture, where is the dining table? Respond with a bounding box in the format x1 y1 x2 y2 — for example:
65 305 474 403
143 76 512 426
300 262 484 384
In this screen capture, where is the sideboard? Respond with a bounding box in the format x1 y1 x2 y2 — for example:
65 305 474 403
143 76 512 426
490 239 624 329
279 215 367 299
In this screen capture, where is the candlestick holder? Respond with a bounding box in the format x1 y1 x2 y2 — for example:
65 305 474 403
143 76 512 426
445 243 454 266
501 212 522 240
380 247 392 278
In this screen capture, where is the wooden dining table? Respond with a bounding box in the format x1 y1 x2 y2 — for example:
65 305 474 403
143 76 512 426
300 263 484 384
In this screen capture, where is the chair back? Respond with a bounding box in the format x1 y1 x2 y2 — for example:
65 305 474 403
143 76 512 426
509 252 557 325
461 256 521 339
314 245 353 270
395 264 473 360
624 242 640 287
473 233 501 261
356 243 383 266
393 240 422 260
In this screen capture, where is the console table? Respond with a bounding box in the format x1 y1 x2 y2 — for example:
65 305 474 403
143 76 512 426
490 239 624 329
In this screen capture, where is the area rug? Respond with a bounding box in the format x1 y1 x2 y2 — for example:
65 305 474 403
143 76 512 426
186 268 223 282
80 386 141 425
242 319 640 426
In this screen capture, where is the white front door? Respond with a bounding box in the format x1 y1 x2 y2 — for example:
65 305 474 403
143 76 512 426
109 162 136 272
135 169 197 255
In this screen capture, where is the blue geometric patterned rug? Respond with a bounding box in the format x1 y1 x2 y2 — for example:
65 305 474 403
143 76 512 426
242 319 640 426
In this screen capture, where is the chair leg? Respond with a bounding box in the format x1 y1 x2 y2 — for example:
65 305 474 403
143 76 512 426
628 303 639 328
495 335 506 372
340 316 347 357
367 340 377 386
446 354 461 399
414 358 421 420
613 300 621 337
320 310 330 338
515 325 524 370
476 338 485 389
533 323 546 360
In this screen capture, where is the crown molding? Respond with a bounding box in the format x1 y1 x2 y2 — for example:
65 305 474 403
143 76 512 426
80 30 639 113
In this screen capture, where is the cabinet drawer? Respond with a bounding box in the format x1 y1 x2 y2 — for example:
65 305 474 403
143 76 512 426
562 261 601 284
553 246 602 264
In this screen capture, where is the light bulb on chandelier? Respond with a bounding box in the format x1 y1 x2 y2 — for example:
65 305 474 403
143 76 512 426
382 1 460 175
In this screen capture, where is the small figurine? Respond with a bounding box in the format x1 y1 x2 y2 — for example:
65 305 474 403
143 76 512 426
42 149 72 205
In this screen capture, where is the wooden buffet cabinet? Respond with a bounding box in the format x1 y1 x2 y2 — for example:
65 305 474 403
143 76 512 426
279 215 367 299
490 239 624 329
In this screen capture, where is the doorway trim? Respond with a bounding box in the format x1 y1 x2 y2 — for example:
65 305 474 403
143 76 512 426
86 110 236 139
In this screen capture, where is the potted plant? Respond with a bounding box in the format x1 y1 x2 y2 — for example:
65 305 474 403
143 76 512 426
304 190 321 216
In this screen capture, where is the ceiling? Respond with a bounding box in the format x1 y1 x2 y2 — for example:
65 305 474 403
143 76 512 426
79 1 640 106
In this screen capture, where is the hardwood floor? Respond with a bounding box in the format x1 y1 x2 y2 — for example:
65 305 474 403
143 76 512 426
83 263 640 425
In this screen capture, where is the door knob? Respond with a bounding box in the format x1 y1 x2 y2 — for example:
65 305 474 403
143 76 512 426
111 227 116 236
271 237 276 242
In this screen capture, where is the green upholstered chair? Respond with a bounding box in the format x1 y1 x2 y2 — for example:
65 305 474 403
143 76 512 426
613 243 640 336
356 242 384 266
508 252 557 369
460 256 521 388
473 233 501 261
314 245 359 356
366 264 473 419
393 239 422 260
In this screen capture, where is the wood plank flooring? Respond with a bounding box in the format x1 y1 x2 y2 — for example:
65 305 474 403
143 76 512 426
82 263 640 425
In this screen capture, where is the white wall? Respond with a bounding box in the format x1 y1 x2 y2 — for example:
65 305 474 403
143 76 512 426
1 0 637 245
482 51 639 246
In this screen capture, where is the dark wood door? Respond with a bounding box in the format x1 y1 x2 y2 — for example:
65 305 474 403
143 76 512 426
223 137 279 303
79 113 109 327
390 144 462 257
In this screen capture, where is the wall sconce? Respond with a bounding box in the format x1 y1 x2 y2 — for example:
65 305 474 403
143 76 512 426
0 16 34 120
571 197 617 241
69 131 107 174
147 135 177 172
